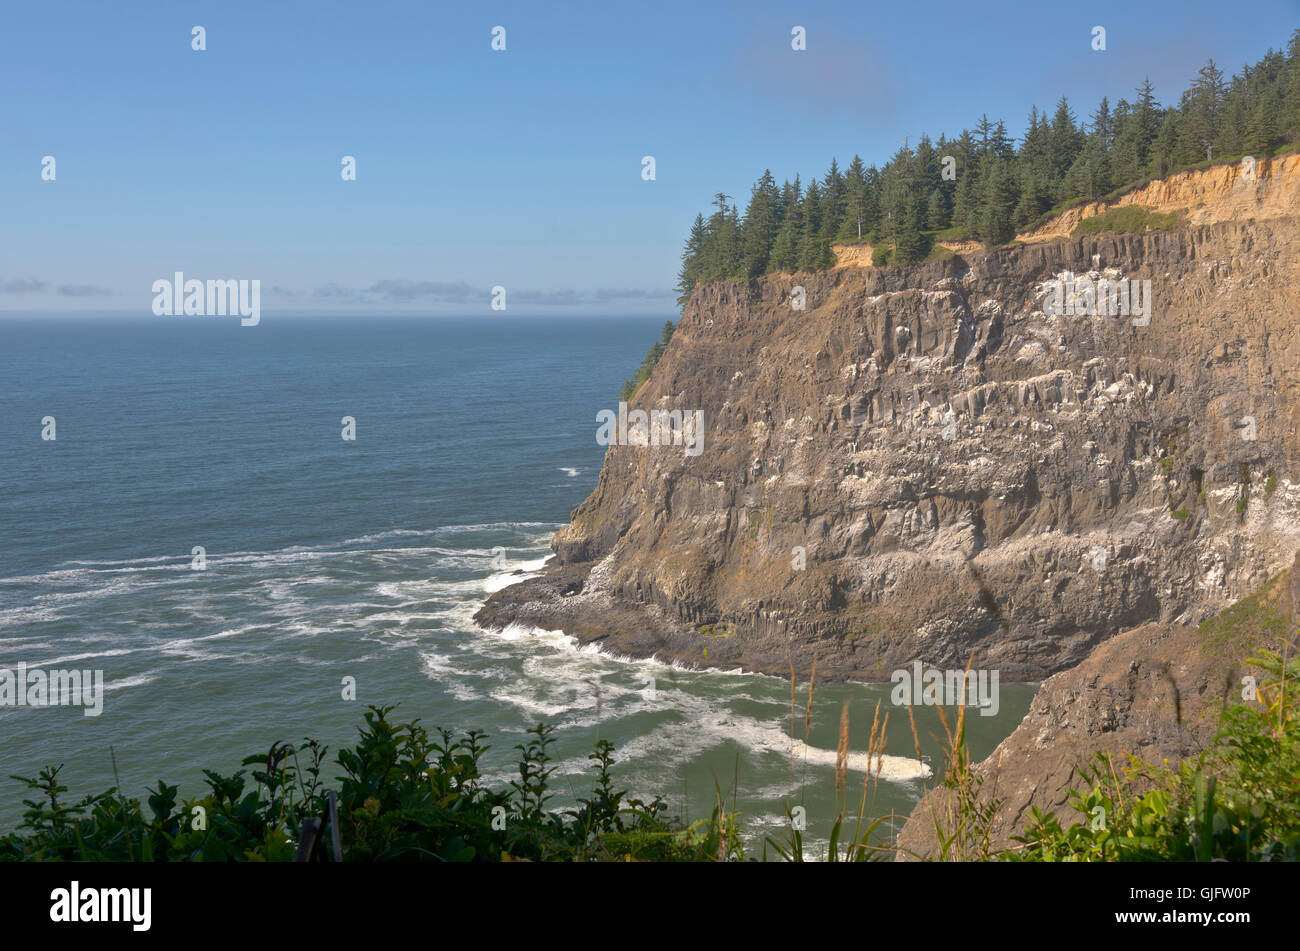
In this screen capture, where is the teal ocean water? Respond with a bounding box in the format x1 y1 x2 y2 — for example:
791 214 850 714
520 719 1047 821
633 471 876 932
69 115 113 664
0 314 1033 853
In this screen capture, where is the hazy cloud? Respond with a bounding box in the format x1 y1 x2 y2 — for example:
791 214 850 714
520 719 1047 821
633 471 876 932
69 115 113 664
364 280 478 302
3 277 673 308
1 278 47 294
56 283 111 297
595 288 674 301
307 280 673 307
513 288 583 306
311 283 358 300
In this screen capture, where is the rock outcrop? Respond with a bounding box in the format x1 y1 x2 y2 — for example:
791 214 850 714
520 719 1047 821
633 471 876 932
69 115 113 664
896 555 1298 857
479 168 1300 685
477 156 1300 849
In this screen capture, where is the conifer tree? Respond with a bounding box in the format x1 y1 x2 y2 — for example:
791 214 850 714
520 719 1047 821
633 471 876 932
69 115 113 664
892 190 931 264
977 158 1017 245
739 170 780 279
675 214 707 306
769 177 802 272
925 188 947 231
1285 29 1300 130
1047 97 1082 200
1110 78 1161 183
840 156 869 241
673 33 1298 286
1149 111 1181 177
797 180 825 271
1132 77 1162 158
1015 106 1053 224
702 193 740 280
1184 59 1226 161
1245 94 1279 153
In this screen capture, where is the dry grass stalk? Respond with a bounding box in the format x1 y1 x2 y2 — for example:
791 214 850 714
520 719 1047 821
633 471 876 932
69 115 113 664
907 701 923 765
787 661 797 797
835 699 851 801
804 656 817 740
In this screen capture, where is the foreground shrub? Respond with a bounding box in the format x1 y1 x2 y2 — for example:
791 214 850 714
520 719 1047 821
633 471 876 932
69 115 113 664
0 706 738 862
1010 648 1300 861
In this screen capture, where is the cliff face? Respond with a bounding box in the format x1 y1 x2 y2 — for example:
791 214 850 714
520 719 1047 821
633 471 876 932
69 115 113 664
480 190 1300 682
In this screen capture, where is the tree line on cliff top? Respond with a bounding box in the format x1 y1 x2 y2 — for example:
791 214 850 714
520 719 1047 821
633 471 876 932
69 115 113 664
676 30 1300 304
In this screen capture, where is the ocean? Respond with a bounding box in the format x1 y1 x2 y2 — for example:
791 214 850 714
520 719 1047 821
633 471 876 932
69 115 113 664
0 313 1033 854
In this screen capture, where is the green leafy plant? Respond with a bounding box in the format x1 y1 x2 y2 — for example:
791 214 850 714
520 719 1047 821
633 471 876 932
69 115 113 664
1010 647 1300 861
620 321 675 402
0 705 733 863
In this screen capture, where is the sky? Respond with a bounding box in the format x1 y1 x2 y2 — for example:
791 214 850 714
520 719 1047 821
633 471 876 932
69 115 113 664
1 0 1296 315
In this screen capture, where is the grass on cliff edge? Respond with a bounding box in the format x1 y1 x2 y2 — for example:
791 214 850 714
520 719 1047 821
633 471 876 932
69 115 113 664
1198 567 1291 659
1072 205 1186 236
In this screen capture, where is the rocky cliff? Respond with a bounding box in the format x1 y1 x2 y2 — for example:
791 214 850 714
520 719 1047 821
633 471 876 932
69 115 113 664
896 554 1300 857
478 156 1300 688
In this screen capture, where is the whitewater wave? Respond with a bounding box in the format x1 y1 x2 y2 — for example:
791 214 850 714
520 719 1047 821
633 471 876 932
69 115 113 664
104 673 160 693
463 623 929 783
0 522 563 589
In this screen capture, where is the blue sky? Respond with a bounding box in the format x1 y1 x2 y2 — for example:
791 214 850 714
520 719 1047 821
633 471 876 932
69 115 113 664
1 0 1295 315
